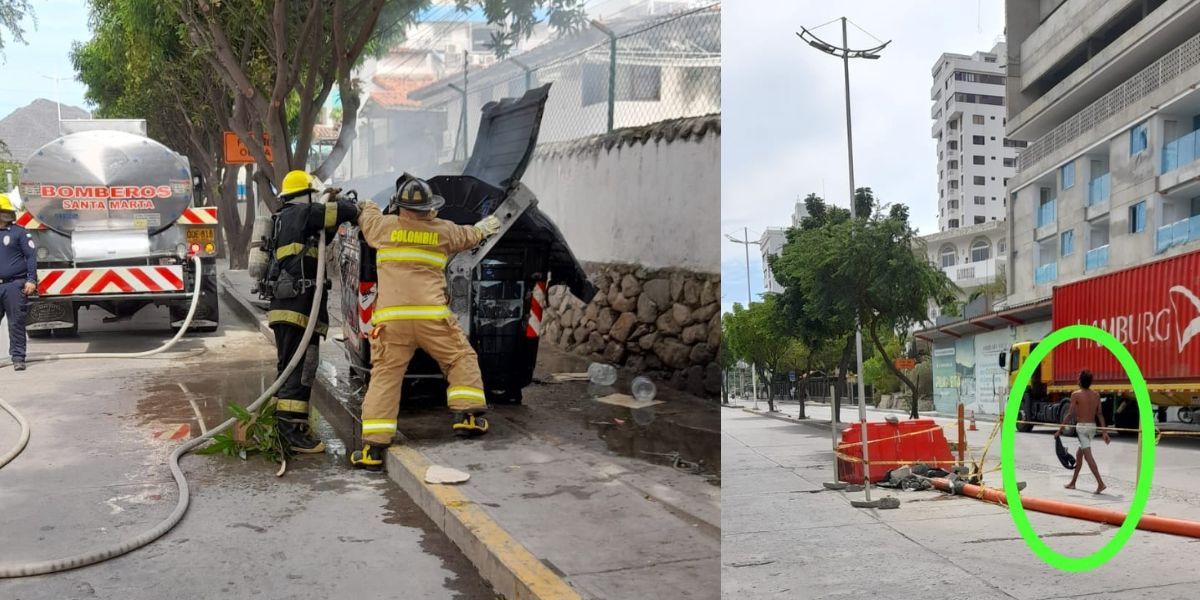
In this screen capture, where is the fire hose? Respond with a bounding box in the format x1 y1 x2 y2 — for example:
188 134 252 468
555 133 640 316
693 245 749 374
0 231 328 577
928 477 1200 538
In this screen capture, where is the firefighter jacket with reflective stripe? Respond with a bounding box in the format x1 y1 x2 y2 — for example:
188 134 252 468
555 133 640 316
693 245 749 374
268 195 360 334
357 202 483 321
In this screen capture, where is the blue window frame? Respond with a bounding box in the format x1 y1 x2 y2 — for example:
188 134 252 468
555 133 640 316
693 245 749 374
1130 200 1147 233
1130 122 1148 155
1061 230 1074 257
1061 163 1074 190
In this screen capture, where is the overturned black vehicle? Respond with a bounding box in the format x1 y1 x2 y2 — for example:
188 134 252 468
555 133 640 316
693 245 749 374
336 85 596 404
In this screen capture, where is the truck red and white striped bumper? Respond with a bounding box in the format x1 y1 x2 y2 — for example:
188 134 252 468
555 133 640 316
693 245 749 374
37 265 186 296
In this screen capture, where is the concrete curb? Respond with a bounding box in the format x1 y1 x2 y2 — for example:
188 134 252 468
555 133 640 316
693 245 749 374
218 273 583 600
386 446 584 600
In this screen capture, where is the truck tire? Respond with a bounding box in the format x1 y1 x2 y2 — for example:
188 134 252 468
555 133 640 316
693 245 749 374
171 260 219 333
488 388 523 406
1016 393 1034 432
1179 407 1194 424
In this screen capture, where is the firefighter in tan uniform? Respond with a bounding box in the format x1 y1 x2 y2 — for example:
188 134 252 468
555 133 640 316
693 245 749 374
350 177 501 470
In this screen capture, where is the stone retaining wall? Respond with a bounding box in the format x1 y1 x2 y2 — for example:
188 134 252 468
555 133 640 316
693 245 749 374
542 262 721 398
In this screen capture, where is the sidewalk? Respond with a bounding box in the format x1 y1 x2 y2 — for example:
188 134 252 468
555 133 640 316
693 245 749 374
722 405 1200 600
220 267 720 600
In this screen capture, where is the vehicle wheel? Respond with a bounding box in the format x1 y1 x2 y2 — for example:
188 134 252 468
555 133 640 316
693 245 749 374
1178 407 1193 424
1016 393 1034 432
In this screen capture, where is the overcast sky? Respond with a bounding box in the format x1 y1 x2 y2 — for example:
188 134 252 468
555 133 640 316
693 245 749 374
721 0 1006 316
0 1 90 116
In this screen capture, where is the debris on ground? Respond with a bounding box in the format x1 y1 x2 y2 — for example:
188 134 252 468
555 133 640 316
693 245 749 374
547 372 591 383
640 451 704 474
425 465 471 484
823 482 848 490
596 393 664 409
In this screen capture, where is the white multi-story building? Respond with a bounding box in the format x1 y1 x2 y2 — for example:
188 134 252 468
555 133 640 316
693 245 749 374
1004 0 1200 305
919 220 1008 321
931 41 1022 232
759 227 787 295
757 198 810 295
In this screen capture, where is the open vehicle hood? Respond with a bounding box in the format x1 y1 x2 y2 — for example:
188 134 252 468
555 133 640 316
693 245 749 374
463 84 551 189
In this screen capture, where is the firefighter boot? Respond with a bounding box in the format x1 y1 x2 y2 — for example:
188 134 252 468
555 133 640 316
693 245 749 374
452 412 490 437
350 443 387 471
277 417 326 454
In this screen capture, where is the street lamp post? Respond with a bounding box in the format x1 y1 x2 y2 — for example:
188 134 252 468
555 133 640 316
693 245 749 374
726 228 761 406
798 17 890 505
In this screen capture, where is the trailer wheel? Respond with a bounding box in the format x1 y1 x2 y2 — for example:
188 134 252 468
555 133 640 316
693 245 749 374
1179 407 1193 424
1016 392 1034 432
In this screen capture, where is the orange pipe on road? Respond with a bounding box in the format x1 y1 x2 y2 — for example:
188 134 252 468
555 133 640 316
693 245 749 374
928 478 1200 539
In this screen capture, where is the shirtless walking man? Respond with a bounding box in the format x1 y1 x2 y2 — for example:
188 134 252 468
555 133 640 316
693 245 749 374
1056 369 1111 494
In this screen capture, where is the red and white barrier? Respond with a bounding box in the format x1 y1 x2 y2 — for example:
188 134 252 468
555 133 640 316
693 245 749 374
37 266 185 296
526 280 546 338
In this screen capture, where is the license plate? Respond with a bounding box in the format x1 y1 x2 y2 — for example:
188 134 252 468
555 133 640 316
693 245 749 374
186 228 215 244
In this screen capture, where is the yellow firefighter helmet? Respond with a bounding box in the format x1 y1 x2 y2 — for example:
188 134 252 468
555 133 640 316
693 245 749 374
280 170 317 199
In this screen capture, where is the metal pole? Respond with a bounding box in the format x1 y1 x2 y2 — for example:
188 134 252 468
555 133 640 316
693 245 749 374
607 33 617 132
744 226 758 406
462 51 470 161
839 17 873 503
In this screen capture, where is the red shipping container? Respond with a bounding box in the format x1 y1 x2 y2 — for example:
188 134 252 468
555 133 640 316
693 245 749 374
1052 248 1200 385
836 419 955 484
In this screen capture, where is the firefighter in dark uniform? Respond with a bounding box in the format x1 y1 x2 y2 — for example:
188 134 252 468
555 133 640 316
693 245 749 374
267 171 359 453
0 193 36 371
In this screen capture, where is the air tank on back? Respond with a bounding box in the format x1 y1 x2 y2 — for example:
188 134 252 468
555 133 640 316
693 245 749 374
248 214 273 280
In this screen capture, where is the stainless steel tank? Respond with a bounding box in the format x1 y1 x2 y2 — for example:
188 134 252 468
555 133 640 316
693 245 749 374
19 130 193 235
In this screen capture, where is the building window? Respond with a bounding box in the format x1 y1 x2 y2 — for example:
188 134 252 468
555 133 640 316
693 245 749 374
973 176 985 185
1004 178 1009 186
948 141 958 150
1061 162 1075 190
949 180 959 189
972 135 985 145
1130 200 1146 233
940 245 957 267
1061 230 1074 257
970 239 990 262
948 160 959 169
972 115 985 125
974 195 985 205
1003 158 1016 167
974 216 986 225
955 71 1005 85
1003 138 1028 148
973 155 985 165
948 199 959 209
949 219 960 229
1130 122 1148 155
998 239 1006 253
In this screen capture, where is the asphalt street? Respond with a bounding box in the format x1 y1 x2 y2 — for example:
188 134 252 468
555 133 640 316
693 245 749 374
0 298 495 599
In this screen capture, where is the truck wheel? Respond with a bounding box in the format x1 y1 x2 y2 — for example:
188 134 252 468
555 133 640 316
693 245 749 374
1016 393 1034 432
1179 407 1193 424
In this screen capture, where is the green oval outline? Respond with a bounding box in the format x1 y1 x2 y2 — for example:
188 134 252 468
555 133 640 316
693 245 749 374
1001 323 1156 572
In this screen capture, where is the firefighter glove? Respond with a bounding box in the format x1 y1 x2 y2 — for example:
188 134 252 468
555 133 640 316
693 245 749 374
474 215 501 238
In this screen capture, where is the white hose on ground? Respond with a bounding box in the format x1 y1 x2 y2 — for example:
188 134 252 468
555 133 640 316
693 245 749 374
0 235 327 577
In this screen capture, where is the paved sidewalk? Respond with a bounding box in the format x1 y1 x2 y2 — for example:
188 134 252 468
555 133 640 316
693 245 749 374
220 267 721 600
723 406 1200 600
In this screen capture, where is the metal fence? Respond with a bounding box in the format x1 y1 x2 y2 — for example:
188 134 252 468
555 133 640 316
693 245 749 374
424 2 721 159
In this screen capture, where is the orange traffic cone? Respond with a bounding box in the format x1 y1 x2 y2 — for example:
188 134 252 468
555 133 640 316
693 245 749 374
969 410 978 431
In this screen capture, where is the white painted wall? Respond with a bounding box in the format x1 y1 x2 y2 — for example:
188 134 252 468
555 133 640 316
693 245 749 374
522 131 719 273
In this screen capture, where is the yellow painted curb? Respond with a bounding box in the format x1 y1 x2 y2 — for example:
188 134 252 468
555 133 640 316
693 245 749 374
387 445 583 600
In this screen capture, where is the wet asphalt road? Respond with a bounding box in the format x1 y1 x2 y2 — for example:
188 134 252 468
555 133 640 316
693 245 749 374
0 300 495 599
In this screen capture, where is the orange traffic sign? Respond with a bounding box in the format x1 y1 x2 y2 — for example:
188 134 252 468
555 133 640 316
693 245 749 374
893 358 916 370
223 131 273 165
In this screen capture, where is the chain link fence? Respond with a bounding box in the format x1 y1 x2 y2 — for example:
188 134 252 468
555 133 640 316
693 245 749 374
415 2 720 160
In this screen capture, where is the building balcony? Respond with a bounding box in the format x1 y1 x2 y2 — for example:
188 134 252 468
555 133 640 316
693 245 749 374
1155 215 1200 254
1162 130 1200 174
1087 173 1110 206
1037 199 1056 228
942 257 1005 288
1035 262 1057 286
1085 245 1110 272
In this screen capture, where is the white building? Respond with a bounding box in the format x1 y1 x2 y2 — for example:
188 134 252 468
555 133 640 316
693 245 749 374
1004 0 1200 305
756 198 810 295
919 220 1008 320
931 41 1023 232
759 227 787 294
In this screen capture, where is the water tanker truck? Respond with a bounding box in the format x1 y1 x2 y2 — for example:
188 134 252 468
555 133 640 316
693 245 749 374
12 120 219 335
1000 248 1200 432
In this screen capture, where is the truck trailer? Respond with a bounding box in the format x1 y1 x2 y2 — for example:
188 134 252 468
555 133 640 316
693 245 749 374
13 121 219 335
1001 248 1200 432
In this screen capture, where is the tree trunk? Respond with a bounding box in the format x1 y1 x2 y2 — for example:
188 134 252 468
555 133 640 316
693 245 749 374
797 354 814 420
834 337 853 423
763 368 775 413
866 324 921 419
